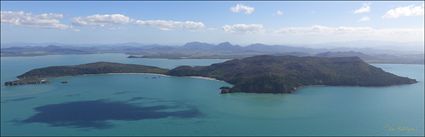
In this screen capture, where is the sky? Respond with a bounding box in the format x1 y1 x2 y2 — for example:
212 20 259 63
1 1 424 46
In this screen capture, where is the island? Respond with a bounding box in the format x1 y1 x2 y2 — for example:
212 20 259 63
5 55 417 94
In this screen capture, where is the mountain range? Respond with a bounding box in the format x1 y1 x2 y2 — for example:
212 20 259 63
1 42 423 64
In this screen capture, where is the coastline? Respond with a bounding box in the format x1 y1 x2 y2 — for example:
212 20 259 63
186 76 224 82
82 72 226 82
102 73 170 77
102 73 227 83
4 72 230 87
49 73 227 83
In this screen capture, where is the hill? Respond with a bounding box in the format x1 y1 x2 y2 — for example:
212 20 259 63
167 55 417 93
16 62 169 79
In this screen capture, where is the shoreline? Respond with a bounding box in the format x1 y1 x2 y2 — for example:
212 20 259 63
102 73 170 77
88 73 227 82
3 73 229 87
186 76 223 82
49 73 228 83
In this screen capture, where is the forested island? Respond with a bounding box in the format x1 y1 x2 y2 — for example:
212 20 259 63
167 55 417 93
5 55 417 93
5 62 168 86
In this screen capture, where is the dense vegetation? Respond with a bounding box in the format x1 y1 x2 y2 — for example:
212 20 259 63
167 55 417 93
17 62 169 79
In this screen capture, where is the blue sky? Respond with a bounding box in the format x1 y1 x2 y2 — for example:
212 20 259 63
1 1 424 45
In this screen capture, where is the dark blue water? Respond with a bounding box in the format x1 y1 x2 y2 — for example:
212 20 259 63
1 54 423 136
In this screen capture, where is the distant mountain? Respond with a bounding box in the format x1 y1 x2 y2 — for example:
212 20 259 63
135 42 319 59
179 42 242 53
0 45 92 56
299 40 424 54
315 51 424 64
245 43 316 54
182 42 214 49
1 42 423 64
316 51 371 58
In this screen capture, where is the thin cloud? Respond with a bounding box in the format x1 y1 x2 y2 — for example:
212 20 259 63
1 11 71 30
358 16 370 22
354 3 371 14
274 25 423 43
72 14 131 27
135 20 205 30
276 25 423 38
72 14 205 31
276 10 284 16
277 25 372 34
223 24 264 33
230 4 255 14
383 4 424 19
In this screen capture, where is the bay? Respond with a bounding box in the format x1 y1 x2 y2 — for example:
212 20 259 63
1 54 423 136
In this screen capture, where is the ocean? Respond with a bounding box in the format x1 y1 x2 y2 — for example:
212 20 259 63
1 53 423 136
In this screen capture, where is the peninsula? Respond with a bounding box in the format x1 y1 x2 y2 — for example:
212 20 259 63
5 55 417 94
5 62 168 86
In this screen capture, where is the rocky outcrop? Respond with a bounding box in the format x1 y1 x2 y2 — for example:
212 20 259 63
4 78 48 86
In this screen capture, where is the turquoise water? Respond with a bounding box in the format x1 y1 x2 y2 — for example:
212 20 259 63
1 54 424 136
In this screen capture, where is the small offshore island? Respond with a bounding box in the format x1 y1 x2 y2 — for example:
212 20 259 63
5 55 417 93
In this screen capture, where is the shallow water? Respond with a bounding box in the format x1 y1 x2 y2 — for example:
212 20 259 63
1 54 423 136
